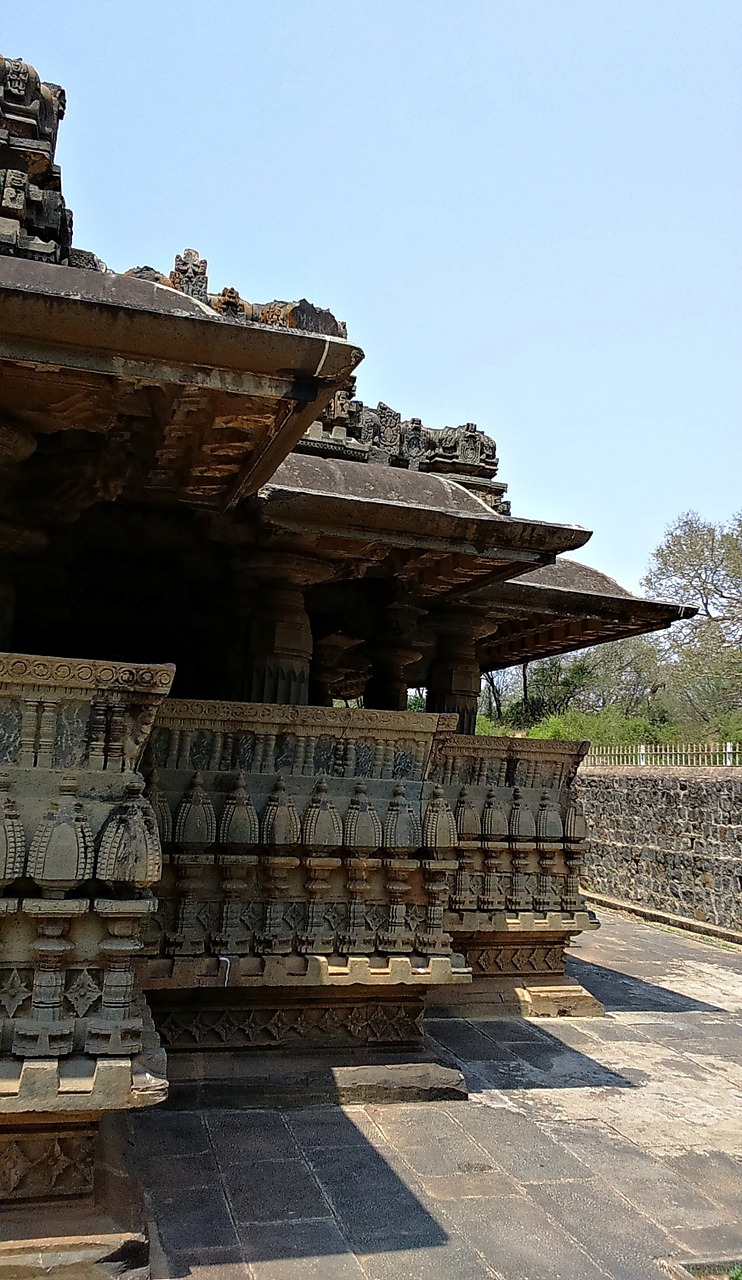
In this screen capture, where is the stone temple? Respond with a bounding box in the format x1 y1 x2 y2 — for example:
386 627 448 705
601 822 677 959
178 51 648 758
0 54 693 1238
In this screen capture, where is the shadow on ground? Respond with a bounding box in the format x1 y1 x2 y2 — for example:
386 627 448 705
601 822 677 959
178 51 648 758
426 1017 637 1092
568 956 725 1014
133 1097 448 1276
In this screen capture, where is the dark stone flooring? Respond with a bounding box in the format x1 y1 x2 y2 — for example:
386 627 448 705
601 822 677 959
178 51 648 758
131 912 742 1279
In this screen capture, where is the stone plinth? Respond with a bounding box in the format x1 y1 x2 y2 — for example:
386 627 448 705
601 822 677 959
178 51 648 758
428 734 602 1017
140 703 600 1037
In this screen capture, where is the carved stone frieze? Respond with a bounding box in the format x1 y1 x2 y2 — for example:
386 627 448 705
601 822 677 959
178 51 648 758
154 993 425 1050
0 651 174 772
149 700 457 780
467 942 566 976
0 650 170 1123
0 1124 95 1201
138 716 590 989
296 393 510 510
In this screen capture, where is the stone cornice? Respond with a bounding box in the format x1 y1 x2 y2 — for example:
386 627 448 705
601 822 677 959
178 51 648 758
0 651 175 697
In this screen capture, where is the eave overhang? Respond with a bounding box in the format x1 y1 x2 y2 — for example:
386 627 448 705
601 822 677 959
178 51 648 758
251 453 592 597
472 575 697 669
0 258 363 511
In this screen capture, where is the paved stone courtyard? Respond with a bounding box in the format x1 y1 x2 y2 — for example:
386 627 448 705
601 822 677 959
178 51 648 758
132 911 742 1279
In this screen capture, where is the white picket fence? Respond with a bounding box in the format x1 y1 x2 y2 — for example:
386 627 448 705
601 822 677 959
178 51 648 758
584 742 742 768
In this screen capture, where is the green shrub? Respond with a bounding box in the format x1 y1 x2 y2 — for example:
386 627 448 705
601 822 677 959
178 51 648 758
526 708 663 746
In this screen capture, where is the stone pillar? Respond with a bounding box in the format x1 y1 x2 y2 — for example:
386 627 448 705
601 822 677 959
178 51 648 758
364 603 422 711
239 553 332 706
248 582 313 705
425 611 486 735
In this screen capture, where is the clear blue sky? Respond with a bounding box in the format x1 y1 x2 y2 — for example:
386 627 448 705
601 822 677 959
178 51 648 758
5 1 740 593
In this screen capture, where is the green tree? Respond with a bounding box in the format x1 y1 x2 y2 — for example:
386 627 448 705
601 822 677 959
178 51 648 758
642 510 742 728
643 510 742 640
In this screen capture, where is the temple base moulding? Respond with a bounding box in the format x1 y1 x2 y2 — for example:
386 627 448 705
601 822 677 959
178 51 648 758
148 985 428 1052
427 972 604 1019
427 929 604 1019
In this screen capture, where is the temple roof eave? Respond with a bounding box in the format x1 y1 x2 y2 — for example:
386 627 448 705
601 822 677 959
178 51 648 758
0 258 363 513
472 570 697 671
0 258 361 383
256 454 592 561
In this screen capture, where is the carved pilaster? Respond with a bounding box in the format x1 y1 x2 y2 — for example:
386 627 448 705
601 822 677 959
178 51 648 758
338 855 378 953
85 900 148 1056
535 790 563 913
479 785 509 911
167 854 210 957
11 901 85 1056
214 855 258 954
378 859 418 952
254 856 300 953
297 857 340 953
563 798 587 913
506 787 534 912
418 860 456 954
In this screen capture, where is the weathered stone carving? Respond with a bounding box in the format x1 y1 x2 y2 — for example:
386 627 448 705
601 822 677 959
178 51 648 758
174 772 217 848
301 777 342 848
343 781 382 852
218 771 259 846
154 994 425 1050
0 772 25 884
296 393 509 508
0 55 71 264
423 784 457 850
0 651 173 1151
170 248 208 302
96 782 161 886
0 1125 95 1201
261 776 301 846
27 780 95 890
136 701 598 1028
382 782 422 852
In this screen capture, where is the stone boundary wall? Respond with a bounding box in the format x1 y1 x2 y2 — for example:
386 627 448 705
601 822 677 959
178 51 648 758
575 767 742 932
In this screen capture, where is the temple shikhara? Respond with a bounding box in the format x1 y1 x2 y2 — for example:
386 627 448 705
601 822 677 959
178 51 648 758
0 54 691 1234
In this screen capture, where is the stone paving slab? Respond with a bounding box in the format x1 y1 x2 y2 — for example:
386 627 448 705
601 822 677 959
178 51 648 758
134 911 742 1279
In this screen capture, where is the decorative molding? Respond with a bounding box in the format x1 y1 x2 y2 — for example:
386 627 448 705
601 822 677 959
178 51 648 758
423 784 457 849
0 1127 95 1202
218 772 259 846
342 782 382 851
261 776 301 845
174 772 217 847
156 999 425 1050
301 778 342 847
0 652 175 696
466 943 566 976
